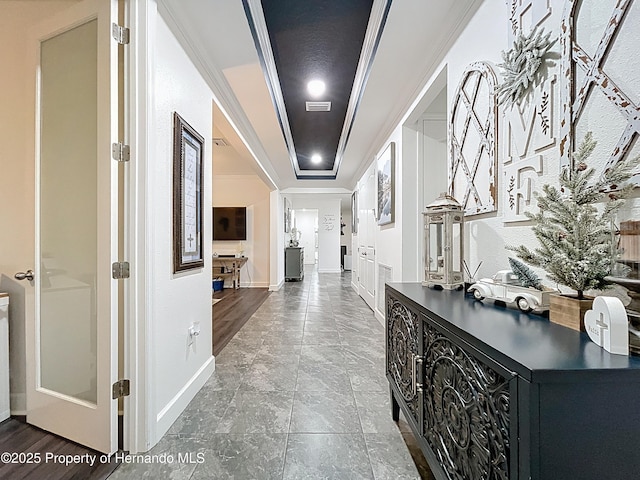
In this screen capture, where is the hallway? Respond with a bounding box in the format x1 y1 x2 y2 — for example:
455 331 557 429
110 267 431 479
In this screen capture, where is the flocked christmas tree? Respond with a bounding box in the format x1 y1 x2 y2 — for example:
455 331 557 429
509 132 636 299
508 257 543 290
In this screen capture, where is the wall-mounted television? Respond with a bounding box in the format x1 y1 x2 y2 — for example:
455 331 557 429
213 207 247 240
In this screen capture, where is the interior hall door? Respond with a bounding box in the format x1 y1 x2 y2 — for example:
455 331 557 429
358 167 376 309
20 0 120 454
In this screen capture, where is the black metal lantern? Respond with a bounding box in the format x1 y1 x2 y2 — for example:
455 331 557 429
423 193 464 289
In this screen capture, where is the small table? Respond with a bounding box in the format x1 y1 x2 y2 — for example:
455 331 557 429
212 257 248 290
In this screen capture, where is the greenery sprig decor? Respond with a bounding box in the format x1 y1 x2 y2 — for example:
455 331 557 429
496 26 554 108
509 132 636 299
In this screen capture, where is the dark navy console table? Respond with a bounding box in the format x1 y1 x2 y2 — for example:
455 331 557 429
385 283 640 480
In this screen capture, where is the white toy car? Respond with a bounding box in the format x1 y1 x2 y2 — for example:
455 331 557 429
467 270 554 313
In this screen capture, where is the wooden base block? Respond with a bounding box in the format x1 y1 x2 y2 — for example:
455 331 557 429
549 295 593 332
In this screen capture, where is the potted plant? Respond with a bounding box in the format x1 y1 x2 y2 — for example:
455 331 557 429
509 132 636 330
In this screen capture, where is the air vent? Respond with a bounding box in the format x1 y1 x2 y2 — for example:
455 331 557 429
306 101 332 112
212 137 229 147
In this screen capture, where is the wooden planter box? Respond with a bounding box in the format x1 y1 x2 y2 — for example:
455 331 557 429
549 294 594 332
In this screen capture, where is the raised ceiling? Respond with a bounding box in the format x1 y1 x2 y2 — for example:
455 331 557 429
244 0 390 180
160 0 484 190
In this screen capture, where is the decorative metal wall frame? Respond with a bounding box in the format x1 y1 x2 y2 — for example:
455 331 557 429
423 321 511 480
449 62 499 216
560 0 640 187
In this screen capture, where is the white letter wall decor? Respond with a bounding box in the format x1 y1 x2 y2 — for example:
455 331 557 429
584 296 629 356
506 0 552 44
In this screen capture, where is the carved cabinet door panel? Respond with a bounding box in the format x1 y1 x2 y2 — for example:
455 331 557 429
386 294 422 430
422 316 517 480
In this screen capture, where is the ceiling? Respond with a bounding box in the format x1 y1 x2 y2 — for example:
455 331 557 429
161 0 484 191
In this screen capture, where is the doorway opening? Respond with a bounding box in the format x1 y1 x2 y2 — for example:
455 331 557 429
291 209 318 265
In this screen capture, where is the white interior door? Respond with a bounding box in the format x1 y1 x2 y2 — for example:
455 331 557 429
22 0 120 454
358 167 376 309
295 209 318 264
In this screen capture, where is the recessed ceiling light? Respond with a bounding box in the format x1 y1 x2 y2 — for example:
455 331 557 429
311 154 322 164
307 80 326 98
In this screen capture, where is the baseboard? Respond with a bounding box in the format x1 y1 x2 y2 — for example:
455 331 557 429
154 355 215 443
374 308 385 327
351 281 358 292
269 279 284 292
318 269 342 274
244 282 269 288
10 393 25 416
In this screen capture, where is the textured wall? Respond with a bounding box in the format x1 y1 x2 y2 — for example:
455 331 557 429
152 13 214 439
355 0 640 312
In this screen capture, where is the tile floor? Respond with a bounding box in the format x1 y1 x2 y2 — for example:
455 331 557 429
109 267 432 480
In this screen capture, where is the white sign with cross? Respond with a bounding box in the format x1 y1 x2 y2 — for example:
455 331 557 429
584 296 629 356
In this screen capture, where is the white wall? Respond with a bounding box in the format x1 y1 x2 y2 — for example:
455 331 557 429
375 129 406 282
443 0 522 279
148 12 214 444
212 174 271 287
270 191 285 290
0 0 86 415
353 0 640 312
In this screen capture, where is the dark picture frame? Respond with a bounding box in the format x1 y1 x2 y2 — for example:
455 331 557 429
284 197 291 233
351 190 358 234
377 142 395 225
173 112 205 272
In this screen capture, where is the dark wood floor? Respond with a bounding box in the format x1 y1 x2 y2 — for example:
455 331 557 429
0 417 118 480
213 287 270 356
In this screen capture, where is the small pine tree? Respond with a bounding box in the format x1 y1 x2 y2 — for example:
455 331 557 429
509 132 636 299
508 257 543 290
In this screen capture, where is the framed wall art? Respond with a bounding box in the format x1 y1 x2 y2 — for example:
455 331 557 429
351 190 358 234
173 112 205 272
377 142 395 226
284 197 291 233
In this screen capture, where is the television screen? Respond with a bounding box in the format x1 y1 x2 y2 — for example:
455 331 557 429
213 207 247 240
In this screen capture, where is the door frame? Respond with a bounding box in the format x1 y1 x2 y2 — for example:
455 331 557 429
122 0 153 454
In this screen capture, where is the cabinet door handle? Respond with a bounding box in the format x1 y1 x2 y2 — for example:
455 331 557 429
411 354 423 396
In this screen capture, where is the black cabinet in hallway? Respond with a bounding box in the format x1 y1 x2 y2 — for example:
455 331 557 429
386 283 640 480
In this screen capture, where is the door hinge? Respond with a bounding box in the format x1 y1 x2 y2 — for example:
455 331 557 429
112 379 130 399
112 23 130 45
112 142 130 162
112 261 130 279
